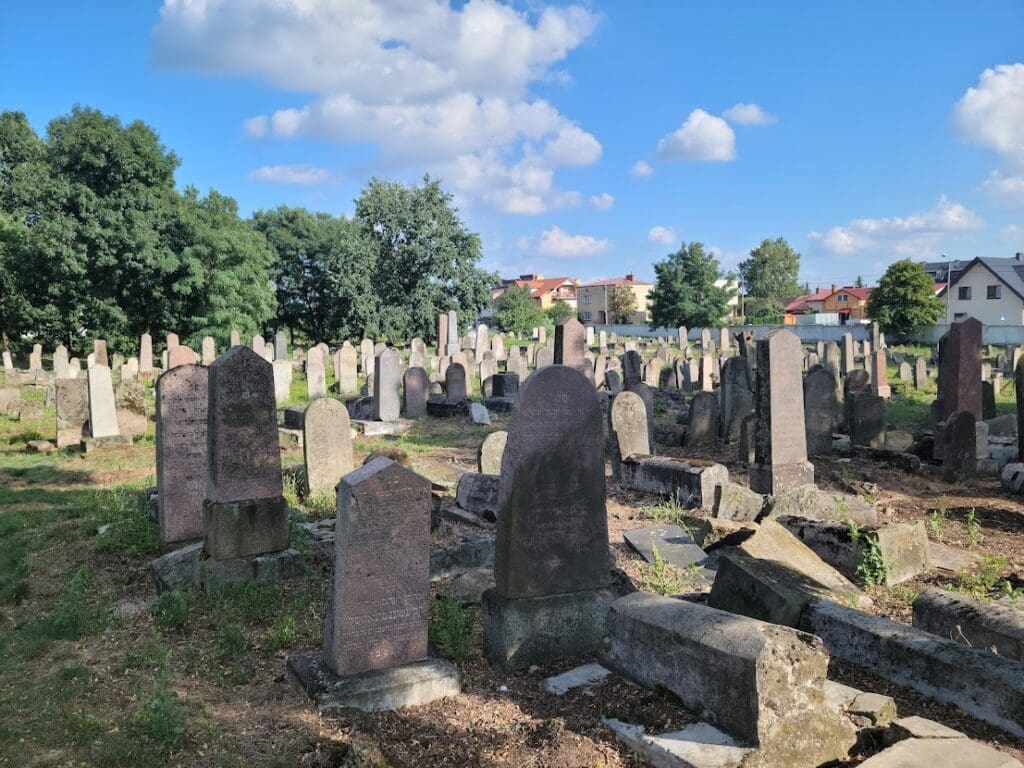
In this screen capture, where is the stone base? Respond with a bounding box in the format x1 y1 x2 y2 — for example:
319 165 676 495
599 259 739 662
151 543 305 593
482 396 515 414
481 587 614 670
81 434 133 452
426 399 469 418
203 496 289 560
748 460 814 496
352 419 414 436
286 653 461 712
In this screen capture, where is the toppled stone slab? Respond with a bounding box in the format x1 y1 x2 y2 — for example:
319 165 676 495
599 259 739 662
282 405 306 429
713 482 764 523
150 541 203 593
446 567 494 605
764 484 879 526
469 402 491 425
929 542 983 574
602 593 856 767
287 653 461 713
852 446 923 474
426 398 468 418
857 737 1022 767
351 419 414 436
623 525 710 575
803 599 1024 737
849 692 897 727
885 715 965 744
26 440 56 453
543 663 611 696
602 718 752 768
430 534 495 578
619 456 727 510
913 588 1024 661
454 472 500 520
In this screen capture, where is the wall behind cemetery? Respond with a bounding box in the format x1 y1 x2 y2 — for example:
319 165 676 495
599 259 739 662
592 324 872 343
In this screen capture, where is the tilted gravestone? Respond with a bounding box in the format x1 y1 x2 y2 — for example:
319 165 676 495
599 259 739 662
156 364 209 544
749 329 814 495
684 391 719 448
609 391 651 478
204 346 287 561
403 367 430 419
622 350 643 386
303 397 353 497
719 356 754 441
56 378 89 448
478 430 508 475
554 318 589 378
804 367 838 456
644 358 662 388
373 349 401 421
482 366 612 669
87 364 120 438
938 316 982 420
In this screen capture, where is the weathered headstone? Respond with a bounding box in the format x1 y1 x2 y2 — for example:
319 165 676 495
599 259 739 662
446 310 460 356
749 329 814 494
373 349 401 422
307 350 327 400
168 345 197 368
943 410 977 483
403 367 430 419
335 342 358 393
445 363 467 403
842 333 855 375
685 391 720 447
202 336 216 366
535 345 554 369
848 392 885 449
622 350 642 386
644 358 662 388
274 331 288 361
29 343 43 371
87 364 120 438
230 329 240 346
2 350 12 371
554 318 588 377
474 323 489 361
939 317 982 420
719 356 754 440
52 345 70 378
437 313 448 356
482 366 612 669
871 348 891 398
166 333 180 351
479 430 508 475
156 364 209 544
139 333 154 376
272 359 292 405
56 378 89 448
610 391 651 477
804 367 838 456
303 397 353 496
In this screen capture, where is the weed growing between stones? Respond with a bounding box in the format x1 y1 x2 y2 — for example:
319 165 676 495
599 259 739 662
637 544 685 596
152 589 195 632
429 592 474 663
946 555 1014 601
848 521 889 588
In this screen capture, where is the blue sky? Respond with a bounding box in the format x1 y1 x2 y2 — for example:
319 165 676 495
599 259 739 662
3 2 1023 288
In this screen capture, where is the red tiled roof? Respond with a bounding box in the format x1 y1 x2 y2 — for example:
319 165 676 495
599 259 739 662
805 288 833 302
579 276 653 288
834 286 871 300
511 276 576 296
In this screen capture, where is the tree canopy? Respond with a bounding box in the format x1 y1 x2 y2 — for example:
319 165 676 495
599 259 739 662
607 284 637 323
494 285 545 336
649 242 735 329
737 237 802 300
866 259 944 338
545 301 576 325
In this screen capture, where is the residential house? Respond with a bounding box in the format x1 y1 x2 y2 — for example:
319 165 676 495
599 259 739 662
577 274 653 324
944 254 1024 325
492 274 579 310
781 286 833 323
822 286 872 322
921 259 970 285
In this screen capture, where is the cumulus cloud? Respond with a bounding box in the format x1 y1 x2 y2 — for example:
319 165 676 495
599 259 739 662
589 192 614 210
656 109 736 162
954 63 1024 166
247 164 331 184
808 196 983 256
982 170 1024 208
630 160 654 178
525 226 611 257
647 226 676 245
152 0 602 213
722 102 776 126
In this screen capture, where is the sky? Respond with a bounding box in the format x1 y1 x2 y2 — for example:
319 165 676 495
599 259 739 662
3 1 1023 288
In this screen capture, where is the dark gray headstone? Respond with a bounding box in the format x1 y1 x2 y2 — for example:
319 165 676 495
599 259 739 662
156 364 209 544
403 367 430 419
804 368 838 456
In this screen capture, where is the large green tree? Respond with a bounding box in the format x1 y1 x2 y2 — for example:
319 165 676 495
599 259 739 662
867 259 943 338
649 242 735 328
737 237 802 299
494 285 545 336
354 176 495 342
607 284 637 323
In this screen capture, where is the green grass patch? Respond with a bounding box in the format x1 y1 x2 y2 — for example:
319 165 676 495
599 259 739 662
429 593 474 664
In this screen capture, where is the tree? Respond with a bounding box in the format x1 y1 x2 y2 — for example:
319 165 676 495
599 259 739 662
738 237 802 299
354 175 495 342
607 284 637 323
546 301 576 325
867 259 943 338
855 275 865 288
649 242 735 328
494 285 545 336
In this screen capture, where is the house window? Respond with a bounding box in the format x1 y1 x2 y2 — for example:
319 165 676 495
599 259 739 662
582 311 591 322
958 286 972 300
837 294 848 303
583 294 591 304
988 285 1002 299
954 312 967 319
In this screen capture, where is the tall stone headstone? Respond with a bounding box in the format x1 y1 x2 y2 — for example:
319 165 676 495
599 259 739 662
437 313 448 356
554 319 588 376
323 458 431 676
335 342 358 393
804 367 838 456
251 334 264 353
156 364 209 544
749 329 813 495
478 430 508 475
28 343 43 371
140 333 154 376
2 350 13 371
274 331 288 361
202 336 216 366
446 310 460 356
373 349 401 421
622 350 642 386
625 382 655 452
168 345 197 368
403 367 430 419
535 345 554 369
166 333 180 351
204 346 287 561
914 357 928 390
446 363 468 403
609 391 651 474
474 323 489 361
685 391 720 448
56 378 89 448
842 333 855 375
1016 358 1024 462
938 317 982 420
699 355 715 392
272 359 292 404
87 364 120 438
482 366 612 669
870 348 891 398
848 392 885 449
230 329 240 347
306 349 327 400
303 397 353 497
53 345 70 378
644 358 662 388
943 410 977 483
719 356 754 440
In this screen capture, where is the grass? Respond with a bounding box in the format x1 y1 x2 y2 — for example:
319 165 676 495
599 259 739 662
153 589 195 632
636 545 685 596
429 593 474 664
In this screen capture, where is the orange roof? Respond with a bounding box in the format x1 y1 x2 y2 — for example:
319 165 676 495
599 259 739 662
832 286 872 300
785 296 812 313
512 276 576 296
579 276 653 288
805 288 834 302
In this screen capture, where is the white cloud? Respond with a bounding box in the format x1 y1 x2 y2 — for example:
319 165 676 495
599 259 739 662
656 109 736 162
152 0 602 214
647 226 676 245
589 192 614 210
528 226 611 257
982 171 1024 208
722 102 776 126
808 196 983 256
954 63 1024 166
630 160 654 178
247 164 331 184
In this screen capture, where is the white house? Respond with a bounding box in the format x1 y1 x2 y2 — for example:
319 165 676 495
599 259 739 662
944 254 1024 325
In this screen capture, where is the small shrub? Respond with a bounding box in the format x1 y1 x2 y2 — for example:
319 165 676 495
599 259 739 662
153 590 194 632
849 522 888 588
429 593 473 664
642 499 687 527
964 508 983 548
947 555 1010 601
927 509 945 538
282 473 300 508
637 545 685 596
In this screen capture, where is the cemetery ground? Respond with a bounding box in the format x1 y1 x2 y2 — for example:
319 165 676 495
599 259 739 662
3 361 1024 767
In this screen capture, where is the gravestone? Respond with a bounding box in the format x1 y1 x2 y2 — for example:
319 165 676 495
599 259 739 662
939 317 982 420
490 334 505 362
56 379 89 448
87 364 120 438
140 333 154 376
322 457 431 676
29 343 43 370
168 345 197 368
554 319 588 376
749 329 814 494
605 369 622 395
585 326 595 348
446 310 460 356
899 361 912 385
204 346 287 561
535 345 554 369
475 323 489 361
230 329 240 346
52 345 70 378
684 391 720 447
156 364 209 544
446 363 467 403
373 349 401 421
202 336 216 366
272 359 292 404
677 326 687 348
842 333 855 374
943 410 977 483
166 333 180 351
871 348 891 398
622 350 642 386
1016 358 1024 462
437 313 448 356
335 342 358 393
824 342 841 376
982 380 996 420
274 331 288 361
307 351 327 400
2 350 12 371
303 397 353 496
699 355 715 391
251 334 264 352
610 391 651 478
913 357 928 389
804 367 838 456
644 358 661 388
719 356 754 440
848 393 885 449
482 366 612 669
479 430 508 475
593 353 607 389
625 382 655 451
403 367 429 419
700 328 711 353
68 358 80 378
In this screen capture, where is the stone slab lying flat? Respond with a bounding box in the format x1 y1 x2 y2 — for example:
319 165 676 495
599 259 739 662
602 718 752 768
623 525 710 576
543 663 611 696
885 715 965 743
287 652 461 712
913 588 1024 661
351 419 415 436
858 737 1022 767
928 542 983 574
